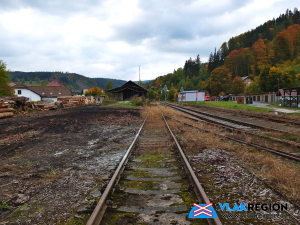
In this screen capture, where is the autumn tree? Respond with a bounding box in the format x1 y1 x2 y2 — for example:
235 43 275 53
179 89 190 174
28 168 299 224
85 87 105 96
0 60 14 96
154 77 161 89
232 76 246 94
274 24 300 62
208 65 231 96
252 39 269 70
225 48 255 77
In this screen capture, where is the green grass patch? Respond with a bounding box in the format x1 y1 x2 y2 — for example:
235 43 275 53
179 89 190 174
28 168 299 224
0 201 9 210
112 101 140 108
132 154 174 168
19 162 31 168
23 81 42 86
182 101 271 112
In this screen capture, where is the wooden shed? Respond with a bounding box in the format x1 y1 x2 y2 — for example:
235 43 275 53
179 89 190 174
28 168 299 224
107 80 148 101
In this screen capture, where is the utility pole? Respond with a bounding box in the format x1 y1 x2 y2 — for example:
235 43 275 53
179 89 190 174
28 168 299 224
139 66 141 86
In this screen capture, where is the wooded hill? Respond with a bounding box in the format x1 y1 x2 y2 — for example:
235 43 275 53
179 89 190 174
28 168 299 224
9 71 126 94
148 8 300 99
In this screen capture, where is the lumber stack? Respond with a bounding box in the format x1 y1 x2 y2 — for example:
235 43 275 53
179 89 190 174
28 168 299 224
57 96 85 107
85 96 96 105
35 101 58 110
0 98 15 118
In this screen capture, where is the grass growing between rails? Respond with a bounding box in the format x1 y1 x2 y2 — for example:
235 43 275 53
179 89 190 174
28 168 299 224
181 101 271 112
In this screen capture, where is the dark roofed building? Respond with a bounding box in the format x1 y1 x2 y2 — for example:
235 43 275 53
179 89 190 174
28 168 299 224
29 86 71 98
13 82 71 101
108 80 148 101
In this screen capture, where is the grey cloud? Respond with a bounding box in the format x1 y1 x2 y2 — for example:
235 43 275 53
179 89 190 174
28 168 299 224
0 0 104 16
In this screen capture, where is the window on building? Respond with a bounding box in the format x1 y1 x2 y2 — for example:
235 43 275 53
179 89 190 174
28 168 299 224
18 90 21 94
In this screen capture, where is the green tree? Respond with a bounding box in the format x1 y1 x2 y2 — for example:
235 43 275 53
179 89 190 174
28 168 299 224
259 66 270 92
209 66 231 96
167 86 176 102
0 60 13 96
104 80 114 98
148 89 155 99
244 82 261 94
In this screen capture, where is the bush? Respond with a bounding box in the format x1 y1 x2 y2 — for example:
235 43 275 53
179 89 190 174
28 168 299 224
130 96 144 106
102 99 117 106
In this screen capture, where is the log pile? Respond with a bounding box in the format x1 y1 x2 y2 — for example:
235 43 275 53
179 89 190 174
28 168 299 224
57 96 85 107
85 96 96 105
0 100 14 118
0 95 100 117
35 101 58 110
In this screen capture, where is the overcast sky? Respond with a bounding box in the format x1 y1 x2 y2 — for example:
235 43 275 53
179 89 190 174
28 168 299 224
0 0 298 81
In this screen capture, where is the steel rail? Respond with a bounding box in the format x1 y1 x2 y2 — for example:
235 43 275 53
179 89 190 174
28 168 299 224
196 104 300 126
166 103 300 148
86 117 147 225
167 103 290 134
165 115 300 162
161 112 223 225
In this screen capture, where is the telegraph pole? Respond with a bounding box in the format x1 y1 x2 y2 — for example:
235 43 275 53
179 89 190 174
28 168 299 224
139 66 141 86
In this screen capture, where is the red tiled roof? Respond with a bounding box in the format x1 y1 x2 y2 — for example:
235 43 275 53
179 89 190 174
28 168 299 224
47 80 62 86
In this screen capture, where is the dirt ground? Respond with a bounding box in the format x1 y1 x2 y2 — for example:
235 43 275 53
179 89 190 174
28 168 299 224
0 105 143 225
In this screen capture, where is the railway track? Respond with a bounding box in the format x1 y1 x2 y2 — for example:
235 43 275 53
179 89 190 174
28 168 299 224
165 103 300 147
166 103 294 134
193 104 300 127
164 103 300 162
87 106 222 225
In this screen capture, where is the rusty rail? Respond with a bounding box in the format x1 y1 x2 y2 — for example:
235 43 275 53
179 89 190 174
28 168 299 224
167 103 291 134
166 103 300 148
165 115 300 163
161 112 223 225
86 117 147 225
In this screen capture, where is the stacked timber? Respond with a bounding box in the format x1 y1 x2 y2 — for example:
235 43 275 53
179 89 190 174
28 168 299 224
0 97 37 117
35 101 58 110
0 98 15 118
85 96 96 105
57 96 85 107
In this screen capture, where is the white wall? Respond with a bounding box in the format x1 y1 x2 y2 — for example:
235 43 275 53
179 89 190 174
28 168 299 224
178 92 205 102
42 97 57 101
15 89 41 101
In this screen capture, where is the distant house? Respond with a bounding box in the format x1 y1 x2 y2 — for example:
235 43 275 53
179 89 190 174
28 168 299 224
46 80 63 86
241 76 253 86
13 82 72 101
178 90 205 102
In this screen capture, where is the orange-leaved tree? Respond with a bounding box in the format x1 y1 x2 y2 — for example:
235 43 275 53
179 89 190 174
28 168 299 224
85 87 105 96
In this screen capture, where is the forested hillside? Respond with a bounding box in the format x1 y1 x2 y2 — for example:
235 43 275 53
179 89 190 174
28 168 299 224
9 71 126 94
148 8 300 100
